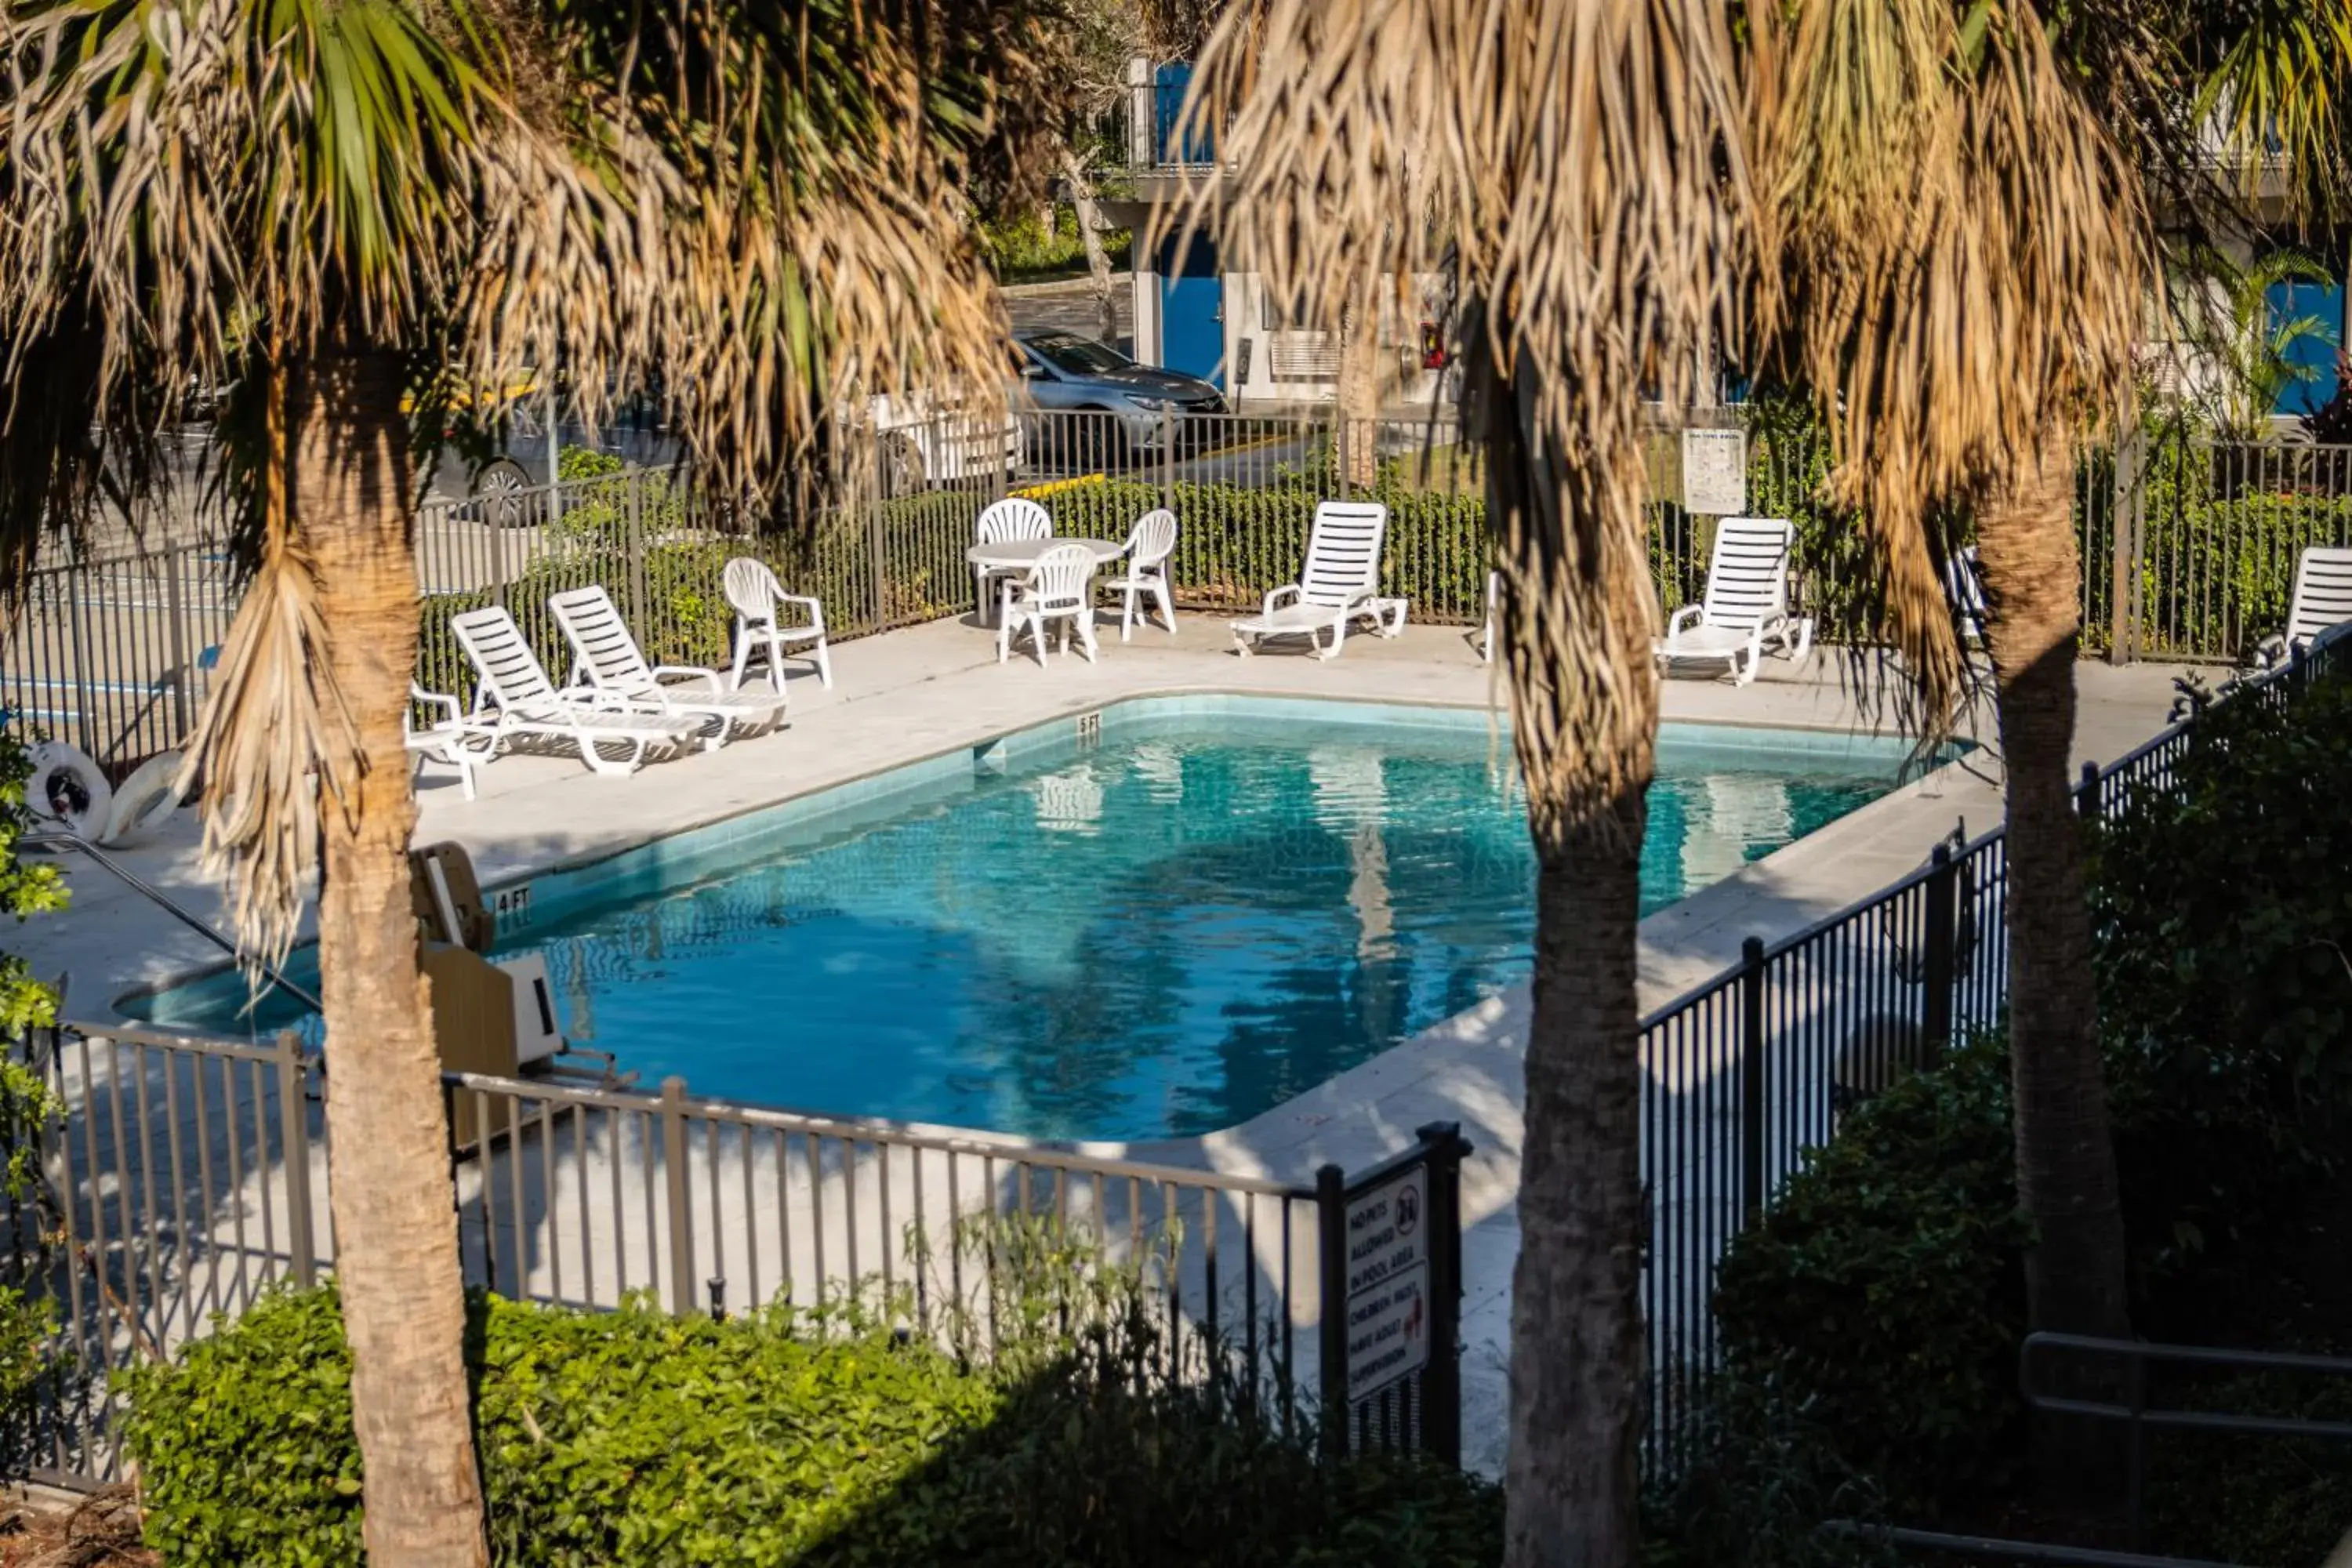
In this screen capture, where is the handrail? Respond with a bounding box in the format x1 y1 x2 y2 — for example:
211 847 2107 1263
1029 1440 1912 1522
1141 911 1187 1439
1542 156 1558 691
2017 1330 2352 1559
28 829 323 1014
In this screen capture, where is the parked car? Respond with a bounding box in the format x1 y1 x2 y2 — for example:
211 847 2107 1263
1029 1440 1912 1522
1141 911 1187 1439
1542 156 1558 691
1010 329 1225 464
866 389 1025 499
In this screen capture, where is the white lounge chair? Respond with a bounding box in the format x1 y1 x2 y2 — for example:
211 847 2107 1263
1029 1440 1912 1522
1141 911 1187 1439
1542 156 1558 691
1945 544 1988 655
2252 545 2352 670
450 606 701 777
975 497 1051 622
1103 509 1178 641
999 543 1101 666
405 684 492 800
722 558 832 691
549 585 788 748
1654 516 1812 685
1229 500 1407 659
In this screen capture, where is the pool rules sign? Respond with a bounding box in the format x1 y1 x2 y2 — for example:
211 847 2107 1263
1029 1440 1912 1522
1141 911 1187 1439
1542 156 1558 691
1316 1122 1470 1465
1345 1167 1432 1396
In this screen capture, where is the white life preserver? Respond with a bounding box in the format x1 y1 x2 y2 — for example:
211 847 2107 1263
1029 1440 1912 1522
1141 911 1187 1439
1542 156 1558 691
99 750 185 846
25 742 114 840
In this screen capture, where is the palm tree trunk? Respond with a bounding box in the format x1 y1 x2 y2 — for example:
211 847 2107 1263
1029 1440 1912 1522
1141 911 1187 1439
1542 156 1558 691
1974 425 2130 1350
295 343 491 1566
1494 391 1657 1568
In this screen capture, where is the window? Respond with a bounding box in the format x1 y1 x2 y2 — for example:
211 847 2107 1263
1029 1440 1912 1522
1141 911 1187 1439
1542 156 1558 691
1021 332 1134 376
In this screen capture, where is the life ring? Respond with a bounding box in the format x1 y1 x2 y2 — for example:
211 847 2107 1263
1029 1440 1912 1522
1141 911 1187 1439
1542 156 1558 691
100 750 185 846
25 742 114 840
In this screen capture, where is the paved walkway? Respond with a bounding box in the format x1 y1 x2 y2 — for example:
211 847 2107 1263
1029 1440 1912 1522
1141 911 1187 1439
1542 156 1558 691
25 614 2194 1475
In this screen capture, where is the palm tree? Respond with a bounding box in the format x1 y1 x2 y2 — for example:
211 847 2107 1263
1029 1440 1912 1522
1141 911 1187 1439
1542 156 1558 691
1752 0 2155 1364
1761 0 2352 1396
0 0 1041 1559
1177 2 1794 1560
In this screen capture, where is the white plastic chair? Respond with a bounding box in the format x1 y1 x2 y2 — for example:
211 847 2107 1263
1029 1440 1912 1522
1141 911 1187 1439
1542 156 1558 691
999 543 1101 666
2252 545 2352 669
1229 500 1407 659
550 585 787 748
975 497 1052 624
1103 509 1179 640
1654 516 1811 685
721 557 833 691
404 684 493 800
450 606 700 777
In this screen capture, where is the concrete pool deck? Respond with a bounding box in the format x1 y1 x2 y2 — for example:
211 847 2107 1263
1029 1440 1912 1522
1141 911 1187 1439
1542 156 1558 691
23 611 2198 1475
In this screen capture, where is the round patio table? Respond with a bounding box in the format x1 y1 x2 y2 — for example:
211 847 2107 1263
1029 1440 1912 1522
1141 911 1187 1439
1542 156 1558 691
964 536 1123 625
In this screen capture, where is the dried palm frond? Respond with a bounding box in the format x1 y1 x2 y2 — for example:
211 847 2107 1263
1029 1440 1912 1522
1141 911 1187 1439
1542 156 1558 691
1169 0 1748 838
0 0 1033 963
1749 0 2153 735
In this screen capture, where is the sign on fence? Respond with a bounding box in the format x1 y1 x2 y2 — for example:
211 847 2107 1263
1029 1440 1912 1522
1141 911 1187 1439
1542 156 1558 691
1318 1122 1470 1465
1344 1165 1432 1399
1681 426 1747 517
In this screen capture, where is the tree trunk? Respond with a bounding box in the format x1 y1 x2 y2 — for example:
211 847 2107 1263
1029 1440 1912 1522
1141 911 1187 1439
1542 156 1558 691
1336 307 1383 492
295 343 491 1566
1490 374 1658 1568
1062 151 1120 346
1974 425 2132 1367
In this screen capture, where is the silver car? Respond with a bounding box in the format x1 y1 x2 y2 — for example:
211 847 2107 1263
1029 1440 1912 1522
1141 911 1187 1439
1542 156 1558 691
1011 329 1225 465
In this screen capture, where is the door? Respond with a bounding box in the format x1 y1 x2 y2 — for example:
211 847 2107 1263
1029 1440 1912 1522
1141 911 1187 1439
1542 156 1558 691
1156 233 1225 388
2267 273 2345 417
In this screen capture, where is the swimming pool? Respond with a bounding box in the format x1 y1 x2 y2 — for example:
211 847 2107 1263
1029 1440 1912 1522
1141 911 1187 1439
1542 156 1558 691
129 698 1934 1140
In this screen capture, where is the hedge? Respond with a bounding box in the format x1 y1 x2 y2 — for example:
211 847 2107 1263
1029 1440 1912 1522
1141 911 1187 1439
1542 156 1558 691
125 1285 1502 1568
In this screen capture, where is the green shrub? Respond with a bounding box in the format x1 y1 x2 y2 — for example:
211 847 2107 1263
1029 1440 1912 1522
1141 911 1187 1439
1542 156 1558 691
1711 1036 2033 1515
127 1282 1501 1568
2089 662 2352 1322
1704 657 2352 1532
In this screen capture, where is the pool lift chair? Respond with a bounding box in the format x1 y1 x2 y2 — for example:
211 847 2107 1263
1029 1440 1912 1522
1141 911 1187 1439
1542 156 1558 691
411 841 633 1149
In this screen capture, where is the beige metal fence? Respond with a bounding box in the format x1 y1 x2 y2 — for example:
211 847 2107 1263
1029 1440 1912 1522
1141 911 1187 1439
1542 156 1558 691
9 416 2348 775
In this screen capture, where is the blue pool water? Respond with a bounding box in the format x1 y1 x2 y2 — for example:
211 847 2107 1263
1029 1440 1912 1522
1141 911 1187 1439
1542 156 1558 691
129 700 1929 1140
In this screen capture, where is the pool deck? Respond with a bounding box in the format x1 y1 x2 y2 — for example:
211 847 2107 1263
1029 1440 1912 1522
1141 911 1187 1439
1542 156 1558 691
23 611 2197 1474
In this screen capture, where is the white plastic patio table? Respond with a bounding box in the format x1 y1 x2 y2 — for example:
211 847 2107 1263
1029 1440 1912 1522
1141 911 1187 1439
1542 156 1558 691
964 537 1123 626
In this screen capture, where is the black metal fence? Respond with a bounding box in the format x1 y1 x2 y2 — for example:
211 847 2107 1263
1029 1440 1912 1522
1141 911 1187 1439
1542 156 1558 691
8 1016 1469 1491
1636 625 2352 1472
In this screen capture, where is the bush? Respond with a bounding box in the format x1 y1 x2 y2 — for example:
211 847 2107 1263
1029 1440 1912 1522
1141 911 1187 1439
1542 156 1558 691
2090 663 2352 1322
1711 1036 2033 1515
1704 657 2352 1532
126 1282 1501 1568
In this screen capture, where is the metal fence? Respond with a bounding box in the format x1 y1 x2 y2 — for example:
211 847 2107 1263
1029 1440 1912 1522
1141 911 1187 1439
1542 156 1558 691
9 1015 1468 1490
12 408 2347 775
1635 625 2352 1472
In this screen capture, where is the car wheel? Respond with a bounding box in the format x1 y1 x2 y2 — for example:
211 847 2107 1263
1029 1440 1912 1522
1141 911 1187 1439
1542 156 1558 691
473 458 535 527
880 432 925 498
1082 413 1129 473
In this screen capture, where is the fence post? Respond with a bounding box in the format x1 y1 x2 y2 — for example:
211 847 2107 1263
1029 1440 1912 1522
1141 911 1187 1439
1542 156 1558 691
1739 935 1767 1220
1921 844 1957 1065
661 1076 695 1316
1160 405 1178 512
867 435 891 633
275 1030 317 1288
2110 424 2145 666
1315 1161 1349 1456
1415 1121 1468 1468
163 547 192 742
2075 760 2102 819
626 470 650 640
